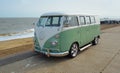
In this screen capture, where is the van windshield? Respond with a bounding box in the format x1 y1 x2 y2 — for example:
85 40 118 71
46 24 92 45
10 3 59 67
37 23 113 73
38 16 62 27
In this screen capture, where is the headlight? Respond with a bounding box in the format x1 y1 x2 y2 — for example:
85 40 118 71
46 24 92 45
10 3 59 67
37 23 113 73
51 40 58 46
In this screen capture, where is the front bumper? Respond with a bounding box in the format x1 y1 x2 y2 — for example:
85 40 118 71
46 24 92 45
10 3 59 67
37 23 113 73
34 49 69 57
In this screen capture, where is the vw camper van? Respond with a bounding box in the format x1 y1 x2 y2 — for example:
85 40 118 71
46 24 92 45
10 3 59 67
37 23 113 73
34 12 100 58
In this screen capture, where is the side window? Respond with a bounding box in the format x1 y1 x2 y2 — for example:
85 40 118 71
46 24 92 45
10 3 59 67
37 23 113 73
91 16 96 23
79 16 86 25
69 16 78 26
63 16 78 27
86 16 91 24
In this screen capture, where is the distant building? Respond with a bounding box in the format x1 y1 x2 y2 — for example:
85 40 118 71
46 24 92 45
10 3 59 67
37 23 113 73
100 18 120 24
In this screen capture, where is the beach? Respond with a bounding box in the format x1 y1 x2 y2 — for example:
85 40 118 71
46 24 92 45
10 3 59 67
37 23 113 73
0 18 38 57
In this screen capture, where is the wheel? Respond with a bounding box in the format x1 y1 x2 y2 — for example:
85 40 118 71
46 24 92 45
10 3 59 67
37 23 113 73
92 37 99 45
69 43 79 58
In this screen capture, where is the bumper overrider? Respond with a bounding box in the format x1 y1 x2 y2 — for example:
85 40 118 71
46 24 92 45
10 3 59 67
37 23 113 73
34 49 69 57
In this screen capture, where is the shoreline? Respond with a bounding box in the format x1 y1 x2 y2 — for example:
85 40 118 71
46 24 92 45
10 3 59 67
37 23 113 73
0 29 34 42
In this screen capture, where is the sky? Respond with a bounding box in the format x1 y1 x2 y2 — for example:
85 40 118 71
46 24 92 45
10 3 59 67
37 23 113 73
0 0 120 18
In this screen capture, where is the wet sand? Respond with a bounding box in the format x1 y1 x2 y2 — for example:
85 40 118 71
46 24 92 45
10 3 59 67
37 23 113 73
0 38 33 58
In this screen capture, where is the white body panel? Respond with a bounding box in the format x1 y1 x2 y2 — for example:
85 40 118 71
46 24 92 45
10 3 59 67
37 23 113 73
35 26 61 48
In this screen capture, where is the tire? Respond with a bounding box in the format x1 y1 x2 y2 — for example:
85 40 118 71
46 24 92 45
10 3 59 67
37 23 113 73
34 51 39 54
92 37 99 45
69 43 79 58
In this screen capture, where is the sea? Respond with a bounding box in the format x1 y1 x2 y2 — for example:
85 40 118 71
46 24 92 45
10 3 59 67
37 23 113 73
0 18 39 41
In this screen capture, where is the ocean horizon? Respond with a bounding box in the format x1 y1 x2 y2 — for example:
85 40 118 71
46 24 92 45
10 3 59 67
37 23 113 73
0 17 39 34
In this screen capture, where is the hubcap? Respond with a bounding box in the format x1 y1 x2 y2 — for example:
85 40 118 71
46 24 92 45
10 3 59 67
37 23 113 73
71 44 78 57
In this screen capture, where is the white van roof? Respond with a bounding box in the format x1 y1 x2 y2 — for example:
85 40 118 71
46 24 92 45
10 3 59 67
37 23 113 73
41 12 96 16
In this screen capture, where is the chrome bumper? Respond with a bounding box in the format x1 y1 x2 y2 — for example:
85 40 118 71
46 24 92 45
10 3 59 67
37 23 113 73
34 49 69 57
44 51 69 57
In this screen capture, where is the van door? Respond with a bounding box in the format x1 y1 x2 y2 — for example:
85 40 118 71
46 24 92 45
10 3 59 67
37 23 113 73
85 16 92 43
79 16 88 46
61 16 79 52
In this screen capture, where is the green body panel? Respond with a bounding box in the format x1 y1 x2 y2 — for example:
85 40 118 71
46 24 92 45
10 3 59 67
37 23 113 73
34 24 100 53
43 35 60 53
60 27 80 52
79 24 100 46
59 24 100 52
34 33 60 53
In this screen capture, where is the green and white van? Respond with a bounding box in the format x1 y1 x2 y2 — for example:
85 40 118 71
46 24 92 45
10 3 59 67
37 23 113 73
34 12 100 58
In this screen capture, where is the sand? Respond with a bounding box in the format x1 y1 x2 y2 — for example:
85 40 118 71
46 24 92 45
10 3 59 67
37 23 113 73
0 24 120 58
0 38 33 58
